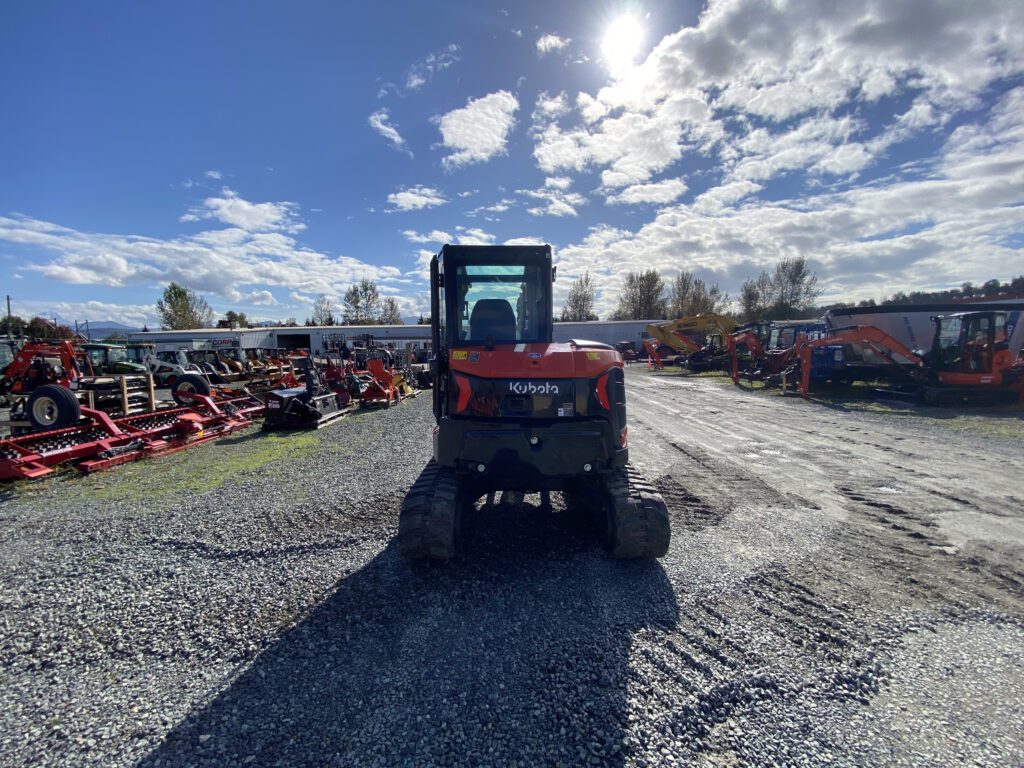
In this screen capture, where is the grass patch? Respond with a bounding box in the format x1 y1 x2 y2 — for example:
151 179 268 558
82 427 322 502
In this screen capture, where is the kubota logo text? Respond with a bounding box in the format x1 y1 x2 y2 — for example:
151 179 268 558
509 381 560 395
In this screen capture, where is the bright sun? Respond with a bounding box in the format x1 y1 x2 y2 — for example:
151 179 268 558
601 14 644 76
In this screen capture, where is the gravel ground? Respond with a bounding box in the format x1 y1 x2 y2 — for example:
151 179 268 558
1 372 1023 766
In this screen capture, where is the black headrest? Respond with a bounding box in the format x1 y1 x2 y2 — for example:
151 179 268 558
469 299 516 341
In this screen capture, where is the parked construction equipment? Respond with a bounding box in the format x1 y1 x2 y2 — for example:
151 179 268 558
80 342 149 376
399 243 670 561
646 313 737 370
796 310 1024 403
263 356 351 429
0 388 263 480
1 340 156 429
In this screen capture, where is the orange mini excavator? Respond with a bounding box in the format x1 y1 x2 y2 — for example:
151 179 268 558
398 244 670 560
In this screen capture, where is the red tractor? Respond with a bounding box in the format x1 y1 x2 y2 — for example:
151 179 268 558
0 340 85 429
398 244 670 560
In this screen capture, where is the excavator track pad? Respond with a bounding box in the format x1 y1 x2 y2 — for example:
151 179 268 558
602 466 672 559
398 460 462 560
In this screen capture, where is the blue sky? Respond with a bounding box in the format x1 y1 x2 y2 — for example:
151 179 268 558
1 0 1022 327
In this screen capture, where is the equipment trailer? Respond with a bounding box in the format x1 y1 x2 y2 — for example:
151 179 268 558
399 244 670 560
0 388 262 480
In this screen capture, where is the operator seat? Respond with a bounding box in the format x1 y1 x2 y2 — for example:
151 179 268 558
469 299 516 342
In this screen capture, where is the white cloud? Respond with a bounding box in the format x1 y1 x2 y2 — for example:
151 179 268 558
455 226 495 245
402 229 452 243
545 176 572 191
517 180 587 217
532 92 570 128
605 177 688 205
466 198 517 218
368 109 413 157
289 292 314 304
692 180 763 212
205 169 223 180
243 290 278 306
504 236 547 245
386 185 448 211
536 34 571 55
404 44 460 91
181 187 305 233
528 0 1024 202
436 91 519 170
0 203 403 306
11 299 158 327
550 91 1024 316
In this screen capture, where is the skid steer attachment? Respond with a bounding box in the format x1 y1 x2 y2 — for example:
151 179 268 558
399 244 670 560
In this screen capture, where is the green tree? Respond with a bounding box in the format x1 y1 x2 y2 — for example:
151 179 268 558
610 270 666 320
739 258 820 321
0 314 26 337
560 271 599 321
221 310 249 328
667 270 728 318
342 280 382 325
25 316 73 339
156 282 214 330
311 294 337 325
771 257 820 318
378 297 404 324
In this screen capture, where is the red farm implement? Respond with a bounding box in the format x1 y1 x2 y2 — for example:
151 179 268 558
0 390 263 481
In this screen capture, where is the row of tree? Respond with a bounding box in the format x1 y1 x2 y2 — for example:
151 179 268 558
14 267 1020 338
823 275 1024 311
306 280 403 326
0 315 76 340
561 259 816 323
151 280 405 331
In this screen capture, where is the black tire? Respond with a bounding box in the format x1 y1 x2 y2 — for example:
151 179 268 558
602 466 671 559
26 384 81 430
398 460 462 560
171 373 212 406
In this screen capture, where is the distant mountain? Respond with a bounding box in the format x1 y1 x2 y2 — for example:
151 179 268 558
74 321 143 337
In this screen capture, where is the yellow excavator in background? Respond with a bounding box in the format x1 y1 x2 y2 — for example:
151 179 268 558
645 313 738 371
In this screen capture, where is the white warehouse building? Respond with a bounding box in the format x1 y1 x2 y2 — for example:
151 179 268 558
128 320 659 353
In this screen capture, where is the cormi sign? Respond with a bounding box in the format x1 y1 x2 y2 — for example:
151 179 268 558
509 381 561 395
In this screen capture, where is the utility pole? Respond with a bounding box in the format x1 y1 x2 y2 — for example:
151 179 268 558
5 295 10 338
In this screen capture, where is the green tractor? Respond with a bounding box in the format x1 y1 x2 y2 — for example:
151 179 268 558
80 342 149 376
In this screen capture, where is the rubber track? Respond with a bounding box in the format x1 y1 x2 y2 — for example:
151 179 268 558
605 465 671 559
398 460 459 560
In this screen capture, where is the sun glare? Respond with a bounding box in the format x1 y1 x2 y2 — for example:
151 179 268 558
601 14 644 76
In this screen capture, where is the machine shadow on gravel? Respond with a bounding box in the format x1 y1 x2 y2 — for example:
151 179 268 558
138 496 679 767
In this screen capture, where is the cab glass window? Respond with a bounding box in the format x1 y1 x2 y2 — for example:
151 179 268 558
453 264 547 344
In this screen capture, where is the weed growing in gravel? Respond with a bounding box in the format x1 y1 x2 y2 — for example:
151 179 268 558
81 428 322 502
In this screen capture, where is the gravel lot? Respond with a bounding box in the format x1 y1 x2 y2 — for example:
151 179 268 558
1 370 1023 766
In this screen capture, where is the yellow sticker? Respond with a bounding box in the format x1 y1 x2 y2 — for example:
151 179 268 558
587 352 600 360
452 350 468 360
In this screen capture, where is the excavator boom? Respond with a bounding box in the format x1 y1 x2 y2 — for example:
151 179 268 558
646 313 737 356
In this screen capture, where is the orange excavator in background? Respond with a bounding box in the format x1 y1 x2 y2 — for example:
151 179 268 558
726 325 807 385
795 309 1024 404
794 325 920 398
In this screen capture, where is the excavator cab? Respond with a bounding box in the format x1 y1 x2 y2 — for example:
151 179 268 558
399 244 670 561
929 312 1005 374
